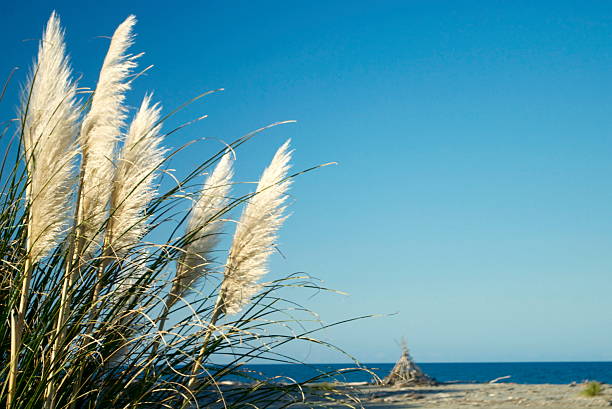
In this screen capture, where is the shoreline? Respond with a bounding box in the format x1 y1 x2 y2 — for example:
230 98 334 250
207 379 612 408
343 382 612 408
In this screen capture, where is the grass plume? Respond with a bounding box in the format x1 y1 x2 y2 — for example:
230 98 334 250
21 11 79 263
78 15 138 256
169 152 233 308
220 139 292 315
107 94 165 257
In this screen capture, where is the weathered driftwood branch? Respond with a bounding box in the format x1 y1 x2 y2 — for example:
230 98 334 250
489 375 512 384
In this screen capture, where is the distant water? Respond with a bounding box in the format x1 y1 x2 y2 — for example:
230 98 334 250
231 362 612 384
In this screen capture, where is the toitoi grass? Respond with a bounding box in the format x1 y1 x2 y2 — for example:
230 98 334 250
0 12 367 409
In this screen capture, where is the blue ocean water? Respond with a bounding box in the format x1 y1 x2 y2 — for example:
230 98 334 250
235 362 612 384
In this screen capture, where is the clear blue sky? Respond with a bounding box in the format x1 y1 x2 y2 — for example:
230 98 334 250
3 0 612 363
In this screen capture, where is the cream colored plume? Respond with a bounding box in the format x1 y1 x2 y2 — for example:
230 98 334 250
168 153 233 308
78 15 138 255
108 95 164 257
219 140 292 315
22 12 79 262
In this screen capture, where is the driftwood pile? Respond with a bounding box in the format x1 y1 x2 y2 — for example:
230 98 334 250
383 341 436 387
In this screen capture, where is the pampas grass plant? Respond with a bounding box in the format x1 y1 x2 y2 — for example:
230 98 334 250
1 12 365 409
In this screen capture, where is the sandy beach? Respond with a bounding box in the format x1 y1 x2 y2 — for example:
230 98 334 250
348 383 612 409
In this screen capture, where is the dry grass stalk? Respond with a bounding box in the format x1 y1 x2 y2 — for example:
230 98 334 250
9 12 78 409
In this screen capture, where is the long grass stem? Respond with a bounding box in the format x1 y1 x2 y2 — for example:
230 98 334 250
8 256 32 409
182 300 223 409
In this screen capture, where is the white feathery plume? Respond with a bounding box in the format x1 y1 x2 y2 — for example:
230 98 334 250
108 95 164 257
14 13 78 408
168 153 233 308
219 140 293 315
78 15 138 255
22 11 79 262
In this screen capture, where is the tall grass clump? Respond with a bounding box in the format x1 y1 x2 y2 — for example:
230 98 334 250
0 13 364 409
580 381 603 397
